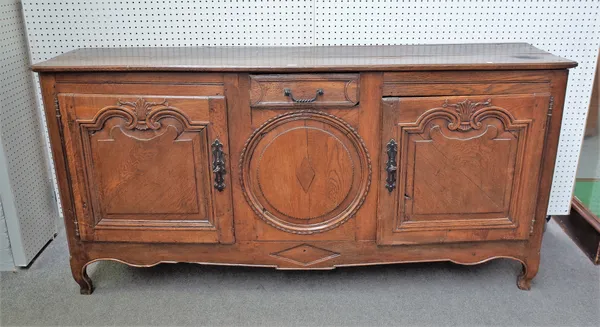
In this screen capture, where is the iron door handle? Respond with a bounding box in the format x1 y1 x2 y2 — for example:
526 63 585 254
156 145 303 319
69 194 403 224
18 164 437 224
283 88 324 103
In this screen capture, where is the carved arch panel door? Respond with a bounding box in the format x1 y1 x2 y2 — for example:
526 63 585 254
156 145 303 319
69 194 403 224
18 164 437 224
58 93 234 244
378 94 551 245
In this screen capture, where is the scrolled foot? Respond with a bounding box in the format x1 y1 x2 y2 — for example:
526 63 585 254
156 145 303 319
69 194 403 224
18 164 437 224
517 273 532 290
516 260 538 291
71 258 94 295
80 284 94 295
78 270 94 295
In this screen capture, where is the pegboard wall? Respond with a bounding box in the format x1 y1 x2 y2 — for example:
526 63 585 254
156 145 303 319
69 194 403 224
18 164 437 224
0 198 16 270
0 0 57 266
19 0 600 214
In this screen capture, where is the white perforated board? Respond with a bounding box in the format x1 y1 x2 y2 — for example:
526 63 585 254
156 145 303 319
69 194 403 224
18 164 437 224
0 198 16 270
0 0 57 266
20 0 600 215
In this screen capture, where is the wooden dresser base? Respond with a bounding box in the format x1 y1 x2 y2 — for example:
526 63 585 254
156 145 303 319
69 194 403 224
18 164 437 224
72 240 538 294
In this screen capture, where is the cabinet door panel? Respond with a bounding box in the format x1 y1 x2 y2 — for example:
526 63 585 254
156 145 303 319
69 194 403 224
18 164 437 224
59 93 234 243
240 110 371 236
378 94 550 245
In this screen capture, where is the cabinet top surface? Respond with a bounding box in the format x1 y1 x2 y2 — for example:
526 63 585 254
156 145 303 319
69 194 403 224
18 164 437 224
31 43 576 73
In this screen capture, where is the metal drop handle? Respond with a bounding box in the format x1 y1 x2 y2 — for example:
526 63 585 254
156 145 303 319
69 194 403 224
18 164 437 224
283 88 324 103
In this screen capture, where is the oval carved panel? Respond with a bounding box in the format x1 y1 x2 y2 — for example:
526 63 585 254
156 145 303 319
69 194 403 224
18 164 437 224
240 110 371 234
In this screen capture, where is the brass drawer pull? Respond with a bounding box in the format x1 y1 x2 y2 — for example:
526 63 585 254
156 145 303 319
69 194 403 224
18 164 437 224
283 88 324 103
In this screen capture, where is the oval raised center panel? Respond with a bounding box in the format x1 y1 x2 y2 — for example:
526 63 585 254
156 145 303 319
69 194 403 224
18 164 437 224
257 127 354 219
240 110 371 234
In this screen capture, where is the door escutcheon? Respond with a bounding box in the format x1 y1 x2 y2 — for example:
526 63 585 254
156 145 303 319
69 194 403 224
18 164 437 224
212 139 226 191
386 139 398 193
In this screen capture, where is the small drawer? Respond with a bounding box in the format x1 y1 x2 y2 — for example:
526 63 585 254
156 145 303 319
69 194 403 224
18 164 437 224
249 74 359 108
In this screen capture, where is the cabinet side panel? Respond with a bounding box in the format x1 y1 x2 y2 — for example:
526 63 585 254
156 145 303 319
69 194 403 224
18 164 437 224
38 74 85 261
530 70 570 252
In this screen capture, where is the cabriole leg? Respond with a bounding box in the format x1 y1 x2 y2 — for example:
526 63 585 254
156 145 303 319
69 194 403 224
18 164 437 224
517 258 540 291
70 257 94 295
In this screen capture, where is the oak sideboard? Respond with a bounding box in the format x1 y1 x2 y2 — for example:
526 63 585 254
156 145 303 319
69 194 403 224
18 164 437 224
32 43 577 294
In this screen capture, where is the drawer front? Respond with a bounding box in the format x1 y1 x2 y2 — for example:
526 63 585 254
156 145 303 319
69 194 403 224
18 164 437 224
249 74 359 108
58 92 234 244
377 93 551 245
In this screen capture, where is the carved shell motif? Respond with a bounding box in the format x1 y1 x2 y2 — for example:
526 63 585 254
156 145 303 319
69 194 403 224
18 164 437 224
442 98 493 132
116 98 169 130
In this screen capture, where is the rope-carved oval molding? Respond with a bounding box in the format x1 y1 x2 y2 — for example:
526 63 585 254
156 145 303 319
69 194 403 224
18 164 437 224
239 110 371 235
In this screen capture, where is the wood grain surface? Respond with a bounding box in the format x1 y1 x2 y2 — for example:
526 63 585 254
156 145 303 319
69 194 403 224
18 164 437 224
34 43 574 294
32 43 577 73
